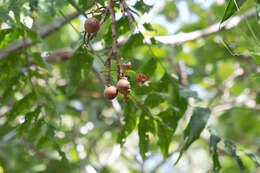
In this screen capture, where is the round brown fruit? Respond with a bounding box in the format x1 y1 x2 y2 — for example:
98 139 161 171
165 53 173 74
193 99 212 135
104 86 118 100
117 78 131 95
84 17 100 33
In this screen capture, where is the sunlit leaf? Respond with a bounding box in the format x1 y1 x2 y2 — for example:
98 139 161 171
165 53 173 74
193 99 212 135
138 112 155 161
221 0 246 23
175 107 211 164
118 100 137 145
209 130 222 173
224 140 245 169
243 150 260 166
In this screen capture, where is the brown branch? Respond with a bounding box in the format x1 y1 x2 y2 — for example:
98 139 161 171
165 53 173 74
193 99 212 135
176 60 189 87
0 12 80 58
105 52 113 86
121 0 134 31
108 0 121 82
100 7 110 25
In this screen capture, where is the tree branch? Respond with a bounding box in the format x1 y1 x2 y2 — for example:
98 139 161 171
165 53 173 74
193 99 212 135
154 8 256 45
212 103 260 114
108 0 121 82
0 8 256 59
0 11 82 58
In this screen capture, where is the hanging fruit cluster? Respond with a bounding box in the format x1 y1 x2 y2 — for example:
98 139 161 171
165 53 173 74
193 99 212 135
83 0 146 102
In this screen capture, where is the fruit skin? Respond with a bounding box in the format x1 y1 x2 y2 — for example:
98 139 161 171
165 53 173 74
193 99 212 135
104 86 118 100
117 78 131 95
84 17 100 33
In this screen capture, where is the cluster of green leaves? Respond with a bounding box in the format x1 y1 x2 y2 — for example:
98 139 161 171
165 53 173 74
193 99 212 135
209 129 260 173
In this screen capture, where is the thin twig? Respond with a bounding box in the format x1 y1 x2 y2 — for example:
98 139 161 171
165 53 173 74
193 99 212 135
108 0 121 81
105 52 113 86
121 0 134 31
100 7 110 25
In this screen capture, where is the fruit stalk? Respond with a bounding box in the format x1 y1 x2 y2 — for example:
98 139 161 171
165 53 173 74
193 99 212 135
121 0 134 31
108 0 121 82
105 52 112 86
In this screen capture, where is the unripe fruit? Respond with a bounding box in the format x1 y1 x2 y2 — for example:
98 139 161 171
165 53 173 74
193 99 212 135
117 78 131 95
123 61 131 70
104 86 118 100
84 17 100 33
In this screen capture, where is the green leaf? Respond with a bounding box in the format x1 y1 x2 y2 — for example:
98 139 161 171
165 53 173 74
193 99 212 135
143 23 156 31
134 1 153 14
221 0 246 23
155 72 177 92
118 100 137 145
6 92 37 121
67 0 87 18
16 107 42 138
29 0 38 12
144 93 165 108
224 140 245 169
0 29 12 43
141 57 157 79
0 8 16 26
209 131 222 173
138 112 155 161
25 28 41 43
243 150 260 166
0 51 27 81
175 107 211 164
66 46 93 95
252 54 260 64
121 33 144 54
79 0 91 9
256 2 260 21
157 123 174 159
28 118 44 141
104 17 131 46
158 107 180 131
157 107 180 159
1 72 27 104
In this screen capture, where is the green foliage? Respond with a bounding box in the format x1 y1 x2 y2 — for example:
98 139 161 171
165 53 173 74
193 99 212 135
0 0 259 172
176 107 211 164
224 140 245 169
118 100 137 145
209 130 222 172
134 1 153 14
221 0 247 23
66 46 93 95
6 93 37 121
138 112 155 161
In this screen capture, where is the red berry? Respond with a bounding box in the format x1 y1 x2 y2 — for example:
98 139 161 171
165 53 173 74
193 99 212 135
104 86 118 100
84 17 100 33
